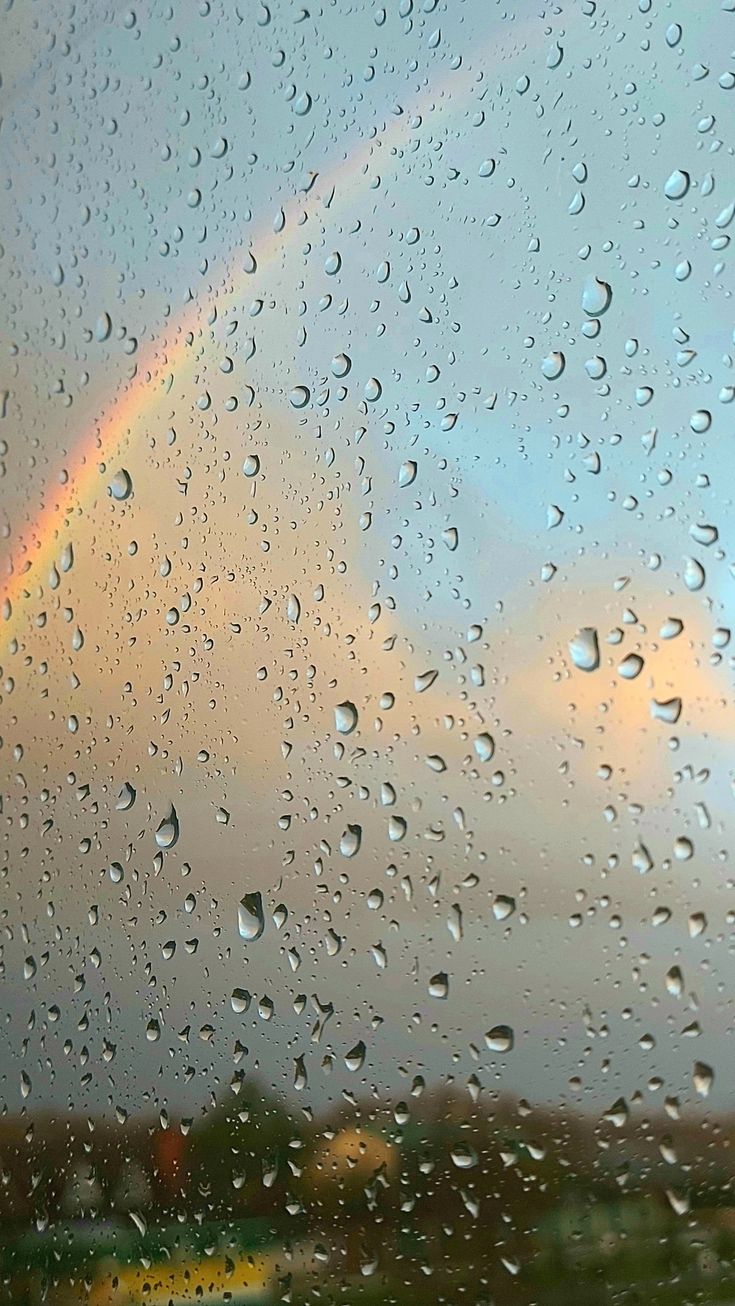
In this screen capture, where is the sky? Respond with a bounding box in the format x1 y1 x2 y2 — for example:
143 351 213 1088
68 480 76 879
1 0 735 1126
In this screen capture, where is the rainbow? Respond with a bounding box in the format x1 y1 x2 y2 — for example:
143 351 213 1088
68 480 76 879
0 63 474 658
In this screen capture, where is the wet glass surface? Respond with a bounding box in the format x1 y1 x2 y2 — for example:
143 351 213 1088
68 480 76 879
1 1 735 1302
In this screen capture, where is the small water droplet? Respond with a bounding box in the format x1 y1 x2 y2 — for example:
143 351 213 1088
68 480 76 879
581 276 612 316
617 653 644 679
664 169 690 200
683 557 705 591
541 350 565 380
693 1061 713 1098
651 697 682 724
155 807 179 849
345 1041 366 1071
340 824 362 858
238 892 265 941
569 627 600 671
335 701 358 734
485 1024 514 1052
110 469 133 501
289 385 310 408
474 733 495 762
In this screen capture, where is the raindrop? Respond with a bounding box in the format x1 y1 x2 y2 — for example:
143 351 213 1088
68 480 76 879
95 312 112 341
660 618 683 639
485 1025 514 1052
474 733 495 762
493 895 516 921
238 893 265 941
116 782 136 811
683 558 705 591
110 469 133 501
693 1062 713 1098
581 276 612 316
617 653 644 679
388 815 407 842
331 352 351 377
632 843 654 875
541 350 565 380
451 1144 478 1169
651 697 682 724
604 1098 629 1128
345 1041 366 1072
231 988 252 1014
690 410 711 433
689 522 718 547
289 385 310 408
664 169 690 200
155 807 179 849
335 701 358 734
340 824 362 858
569 627 600 671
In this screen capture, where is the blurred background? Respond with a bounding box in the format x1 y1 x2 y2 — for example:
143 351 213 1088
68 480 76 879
1 0 734 1300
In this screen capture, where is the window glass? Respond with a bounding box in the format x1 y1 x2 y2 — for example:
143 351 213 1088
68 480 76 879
1 2 733 1303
